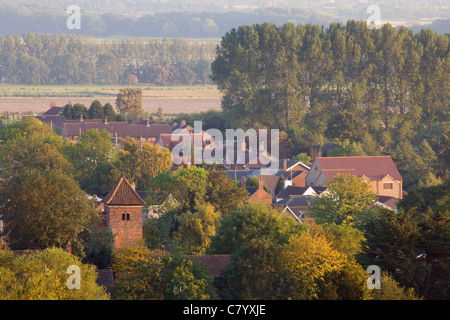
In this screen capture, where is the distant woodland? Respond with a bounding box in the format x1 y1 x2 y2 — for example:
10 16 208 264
0 35 217 85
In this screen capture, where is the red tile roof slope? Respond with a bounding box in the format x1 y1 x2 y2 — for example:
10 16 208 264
316 156 402 181
102 176 145 206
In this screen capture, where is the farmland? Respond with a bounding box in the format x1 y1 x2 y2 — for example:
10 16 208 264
0 85 222 115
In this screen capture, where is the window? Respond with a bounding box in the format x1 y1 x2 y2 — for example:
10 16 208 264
383 183 393 190
122 213 125 221
126 213 130 221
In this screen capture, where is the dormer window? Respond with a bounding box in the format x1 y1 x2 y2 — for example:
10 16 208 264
315 167 318 175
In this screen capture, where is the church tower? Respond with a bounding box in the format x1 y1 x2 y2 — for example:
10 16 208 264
101 176 145 248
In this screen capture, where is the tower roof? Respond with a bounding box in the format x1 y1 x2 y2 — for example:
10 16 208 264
102 176 145 206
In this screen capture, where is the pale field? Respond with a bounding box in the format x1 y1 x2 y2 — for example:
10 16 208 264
0 86 223 114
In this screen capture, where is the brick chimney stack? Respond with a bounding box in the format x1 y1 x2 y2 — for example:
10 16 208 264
258 177 264 190
240 176 246 189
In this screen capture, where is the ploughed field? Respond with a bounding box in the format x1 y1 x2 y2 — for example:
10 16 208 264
0 85 222 114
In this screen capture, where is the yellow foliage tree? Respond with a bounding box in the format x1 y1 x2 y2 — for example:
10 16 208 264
0 247 109 300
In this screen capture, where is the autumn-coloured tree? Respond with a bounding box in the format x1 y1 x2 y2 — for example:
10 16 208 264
175 202 221 254
118 137 173 190
115 88 143 118
0 247 109 300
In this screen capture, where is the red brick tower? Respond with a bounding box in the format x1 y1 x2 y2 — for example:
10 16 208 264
101 176 145 248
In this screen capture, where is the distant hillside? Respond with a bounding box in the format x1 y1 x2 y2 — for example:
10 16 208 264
410 18 450 35
0 3 343 38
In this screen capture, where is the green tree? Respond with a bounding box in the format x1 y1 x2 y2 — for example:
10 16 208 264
71 103 88 120
360 208 425 295
215 229 367 300
0 117 71 177
161 254 215 300
111 245 214 300
64 129 119 195
88 100 104 119
80 225 115 269
103 102 117 121
0 169 99 251
274 175 285 197
311 173 378 225
209 203 305 255
327 138 367 157
206 169 248 215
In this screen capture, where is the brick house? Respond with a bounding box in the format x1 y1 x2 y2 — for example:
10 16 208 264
101 176 146 248
305 156 403 199
240 176 273 205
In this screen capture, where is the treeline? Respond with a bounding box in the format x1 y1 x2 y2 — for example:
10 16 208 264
0 33 216 85
211 21 449 190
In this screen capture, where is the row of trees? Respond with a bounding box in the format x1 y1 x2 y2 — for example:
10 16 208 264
0 33 216 85
211 21 449 190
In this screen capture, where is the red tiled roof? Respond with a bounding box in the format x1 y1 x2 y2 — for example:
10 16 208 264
63 121 172 139
316 156 402 181
377 196 399 209
43 106 63 116
102 176 145 206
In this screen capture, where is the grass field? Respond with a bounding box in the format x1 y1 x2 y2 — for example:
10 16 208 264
0 85 222 114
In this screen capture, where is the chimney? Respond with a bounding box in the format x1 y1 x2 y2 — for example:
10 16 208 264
50 102 57 108
258 177 264 190
131 182 136 191
240 176 246 189
104 116 108 125
181 120 186 126
80 114 83 122
146 118 150 127
283 159 287 172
